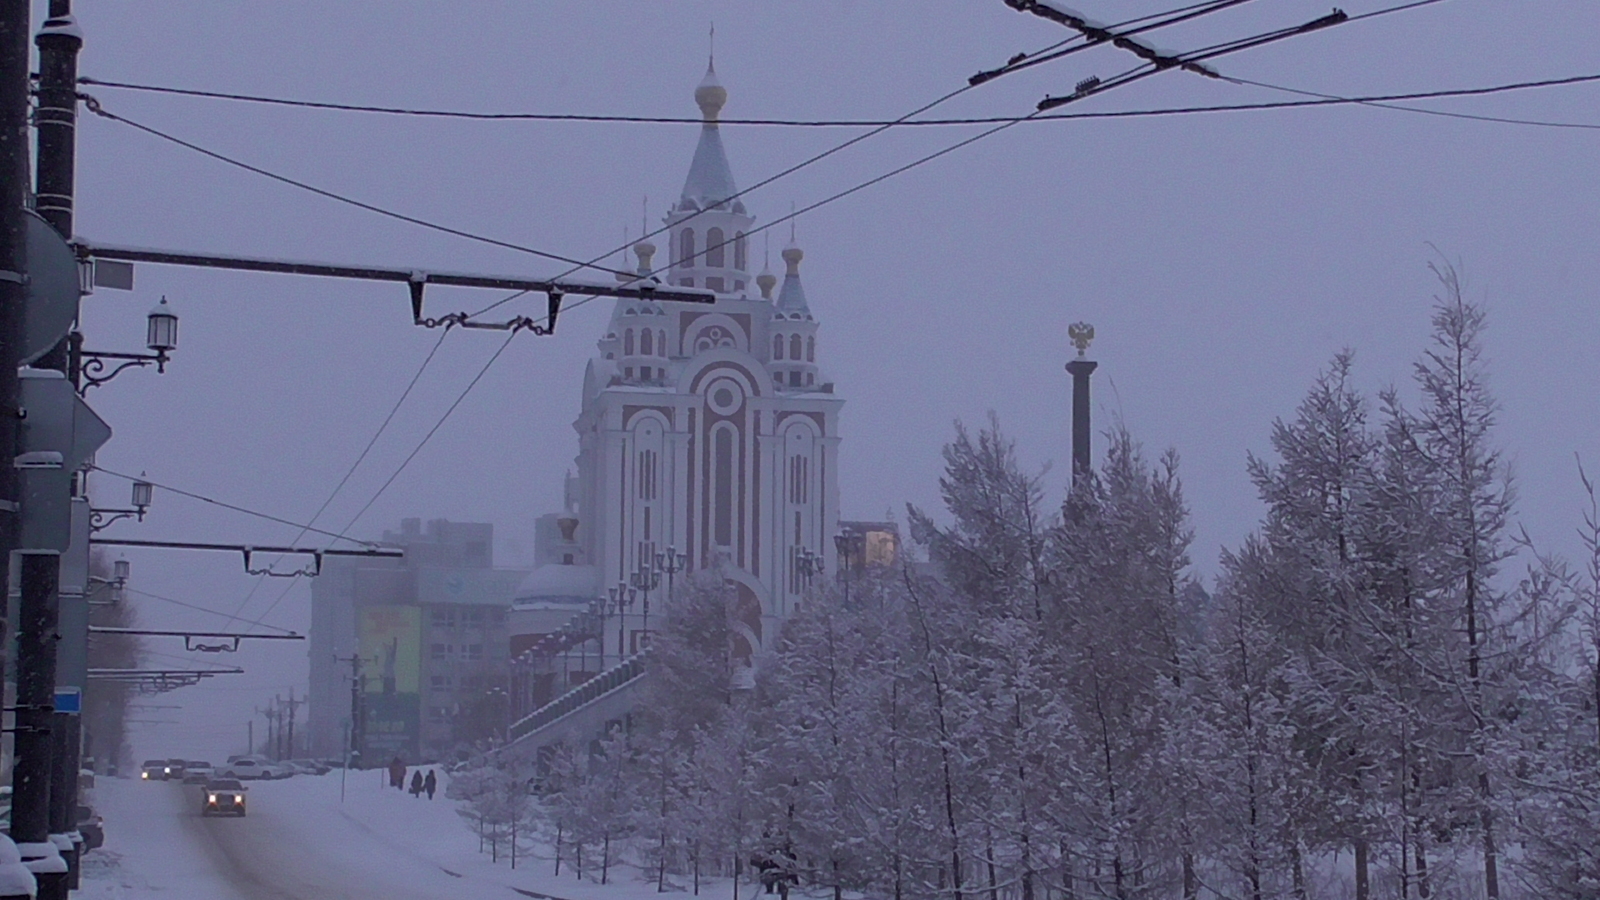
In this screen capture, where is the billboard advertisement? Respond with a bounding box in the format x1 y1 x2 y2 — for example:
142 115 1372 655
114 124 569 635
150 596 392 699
359 605 421 762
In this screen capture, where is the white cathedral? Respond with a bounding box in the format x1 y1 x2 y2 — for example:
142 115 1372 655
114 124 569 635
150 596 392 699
513 63 843 675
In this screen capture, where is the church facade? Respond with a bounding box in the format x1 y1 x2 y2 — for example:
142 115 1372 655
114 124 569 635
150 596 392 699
522 63 843 673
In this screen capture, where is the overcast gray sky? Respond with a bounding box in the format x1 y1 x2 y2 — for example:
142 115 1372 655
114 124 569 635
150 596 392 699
64 0 1600 760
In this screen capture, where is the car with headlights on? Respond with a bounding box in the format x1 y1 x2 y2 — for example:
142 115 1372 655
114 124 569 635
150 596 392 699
140 760 169 781
201 779 247 817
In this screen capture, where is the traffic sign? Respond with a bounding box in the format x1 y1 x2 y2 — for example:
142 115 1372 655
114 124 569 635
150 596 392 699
22 211 80 365
54 688 82 715
18 369 111 472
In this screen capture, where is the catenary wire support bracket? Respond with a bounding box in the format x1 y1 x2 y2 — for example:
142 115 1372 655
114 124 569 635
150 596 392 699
89 627 305 654
72 242 716 334
86 537 403 576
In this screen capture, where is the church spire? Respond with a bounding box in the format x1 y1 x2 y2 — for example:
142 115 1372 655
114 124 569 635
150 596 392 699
680 61 741 213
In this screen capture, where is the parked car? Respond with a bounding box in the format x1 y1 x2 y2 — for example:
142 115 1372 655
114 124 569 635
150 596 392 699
288 759 330 776
76 804 104 851
201 779 247 817
182 761 215 784
219 758 286 780
140 759 168 781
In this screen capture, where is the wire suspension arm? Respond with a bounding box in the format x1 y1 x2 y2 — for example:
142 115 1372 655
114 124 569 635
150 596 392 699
86 537 403 577
74 242 714 331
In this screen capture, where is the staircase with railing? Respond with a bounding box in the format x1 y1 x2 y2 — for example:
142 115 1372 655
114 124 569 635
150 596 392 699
508 649 651 745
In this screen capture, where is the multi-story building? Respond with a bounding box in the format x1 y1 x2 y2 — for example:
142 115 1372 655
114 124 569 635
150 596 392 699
307 518 526 761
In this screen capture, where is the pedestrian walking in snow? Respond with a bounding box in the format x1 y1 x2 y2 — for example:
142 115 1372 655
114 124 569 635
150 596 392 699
423 769 437 800
388 756 405 790
409 770 423 797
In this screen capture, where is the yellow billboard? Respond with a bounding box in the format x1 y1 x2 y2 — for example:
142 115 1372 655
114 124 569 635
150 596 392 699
360 605 420 696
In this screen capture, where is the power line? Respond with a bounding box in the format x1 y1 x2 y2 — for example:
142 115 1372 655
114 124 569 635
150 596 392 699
1221 73 1600 131
222 329 450 626
89 464 377 547
473 0 1261 322
123 586 298 636
68 2 1458 129
249 331 519 627
78 95 629 280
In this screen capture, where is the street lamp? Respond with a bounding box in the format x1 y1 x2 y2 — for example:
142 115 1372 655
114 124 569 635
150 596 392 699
88 557 131 606
90 476 155 533
656 547 688 607
629 562 660 652
146 296 179 355
795 548 824 589
834 532 865 605
74 296 181 392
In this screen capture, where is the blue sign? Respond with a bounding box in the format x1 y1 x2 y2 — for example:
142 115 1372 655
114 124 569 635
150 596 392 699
54 688 82 715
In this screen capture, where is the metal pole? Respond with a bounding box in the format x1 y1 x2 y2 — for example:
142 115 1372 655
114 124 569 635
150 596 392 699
0 0 32 771
14 551 67 900
1065 357 1098 486
35 13 83 890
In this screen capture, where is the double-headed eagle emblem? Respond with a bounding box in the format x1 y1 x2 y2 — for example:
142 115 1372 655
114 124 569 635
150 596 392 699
1068 321 1095 358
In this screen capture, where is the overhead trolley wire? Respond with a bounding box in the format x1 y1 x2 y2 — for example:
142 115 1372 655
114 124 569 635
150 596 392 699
89 464 377 547
248 330 519 627
471 0 1258 322
123 586 299 636
221 328 451 627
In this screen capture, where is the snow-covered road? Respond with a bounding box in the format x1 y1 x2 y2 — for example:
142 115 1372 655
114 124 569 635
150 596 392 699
78 771 759 900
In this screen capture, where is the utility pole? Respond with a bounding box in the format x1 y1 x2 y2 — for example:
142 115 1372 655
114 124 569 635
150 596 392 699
285 689 300 760
0 0 29 772
338 654 364 768
247 720 253 757
35 7 87 894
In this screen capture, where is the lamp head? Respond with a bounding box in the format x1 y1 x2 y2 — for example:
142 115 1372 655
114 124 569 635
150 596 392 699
147 297 179 353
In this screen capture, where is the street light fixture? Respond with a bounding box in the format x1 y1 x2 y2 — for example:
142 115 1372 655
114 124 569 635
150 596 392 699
90 475 155 533
74 296 180 392
146 296 179 354
630 562 661 652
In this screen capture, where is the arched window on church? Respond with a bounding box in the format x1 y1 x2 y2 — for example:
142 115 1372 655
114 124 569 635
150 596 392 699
679 228 696 267
806 336 815 362
706 228 725 268
641 329 653 356
624 329 635 356
658 330 667 357
713 426 735 548
790 334 802 360
773 335 784 359
734 232 747 271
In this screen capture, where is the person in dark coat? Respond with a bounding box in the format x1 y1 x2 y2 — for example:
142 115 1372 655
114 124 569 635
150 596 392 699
388 756 405 790
424 769 437 800
409 770 424 797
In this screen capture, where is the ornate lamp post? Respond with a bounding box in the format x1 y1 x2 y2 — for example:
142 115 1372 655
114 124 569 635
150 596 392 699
834 532 866 605
630 562 661 652
795 548 824 590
